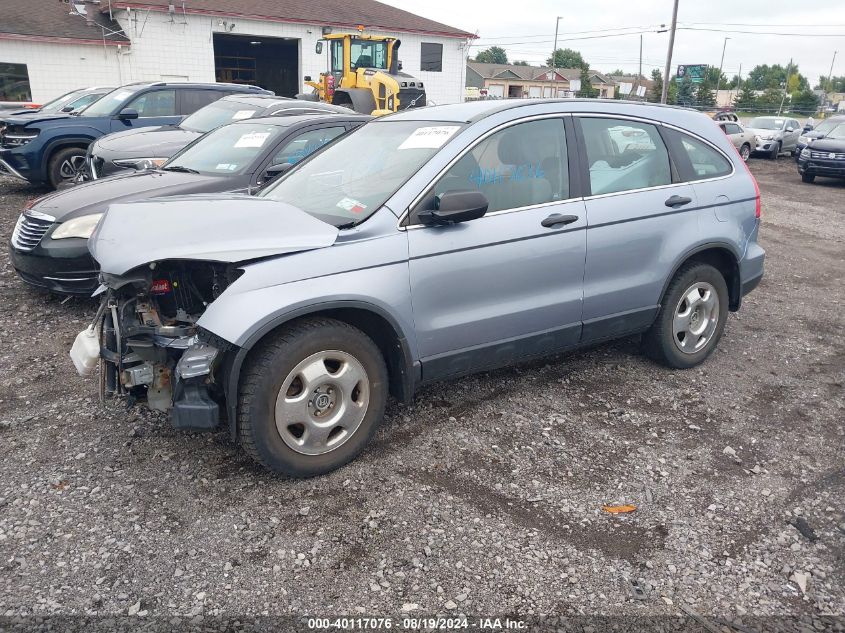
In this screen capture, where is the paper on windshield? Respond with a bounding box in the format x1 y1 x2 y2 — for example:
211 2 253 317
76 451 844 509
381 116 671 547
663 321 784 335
398 126 460 150
234 131 271 148
337 197 367 214
232 109 256 120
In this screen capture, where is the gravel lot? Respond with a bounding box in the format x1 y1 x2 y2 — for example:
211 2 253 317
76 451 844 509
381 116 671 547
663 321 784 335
0 158 843 628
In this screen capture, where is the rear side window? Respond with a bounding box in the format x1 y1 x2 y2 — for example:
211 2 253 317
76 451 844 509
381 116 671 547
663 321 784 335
271 126 347 165
431 118 570 213
579 117 671 195
180 89 223 115
727 123 742 135
668 131 733 181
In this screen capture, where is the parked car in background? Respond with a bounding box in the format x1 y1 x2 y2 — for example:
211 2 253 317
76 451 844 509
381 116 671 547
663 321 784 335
10 114 368 295
797 120 845 183
0 100 40 117
746 116 801 159
717 120 756 161
85 94 352 179
0 87 113 119
73 100 764 477
795 115 845 161
712 111 739 122
0 82 271 189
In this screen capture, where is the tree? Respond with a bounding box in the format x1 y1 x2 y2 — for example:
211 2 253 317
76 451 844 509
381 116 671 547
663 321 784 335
649 68 663 103
704 66 726 87
747 64 809 92
609 68 626 76
474 47 508 65
696 80 716 108
579 67 598 98
733 82 757 112
676 76 695 107
546 48 588 70
725 74 741 90
817 75 845 92
757 87 785 112
791 89 819 115
512 60 529 66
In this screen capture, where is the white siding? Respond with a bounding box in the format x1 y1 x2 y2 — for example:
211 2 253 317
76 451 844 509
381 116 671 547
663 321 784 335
0 10 469 106
0 39 124 102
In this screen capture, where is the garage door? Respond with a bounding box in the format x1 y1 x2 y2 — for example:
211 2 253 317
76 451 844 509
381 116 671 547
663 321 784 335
529 86 542 98
487 84 505 98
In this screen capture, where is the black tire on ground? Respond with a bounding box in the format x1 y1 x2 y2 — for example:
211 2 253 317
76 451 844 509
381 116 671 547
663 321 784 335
769 142 781 160
740 144 751 162
801 173 816 183
643 262 729 370
47 147 87 189
238 317 388 477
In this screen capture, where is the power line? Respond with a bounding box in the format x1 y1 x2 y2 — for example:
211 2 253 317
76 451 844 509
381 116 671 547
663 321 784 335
678 26 845 37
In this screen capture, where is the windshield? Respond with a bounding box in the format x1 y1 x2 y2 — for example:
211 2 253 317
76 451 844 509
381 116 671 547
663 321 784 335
812 119 843 136
79 87 136 117
748 118 784 130
38 89 84 114
181 99 262 133
350 39 388 70
260 120 464 226
164 122 284 176
824 123 845 140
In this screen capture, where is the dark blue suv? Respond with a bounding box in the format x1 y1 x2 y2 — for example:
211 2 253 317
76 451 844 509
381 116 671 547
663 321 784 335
0 82 271 189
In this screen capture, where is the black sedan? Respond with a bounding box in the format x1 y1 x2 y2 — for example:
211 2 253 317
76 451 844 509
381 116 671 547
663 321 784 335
797 121 845 183
86 94 354 179
11 114 370 294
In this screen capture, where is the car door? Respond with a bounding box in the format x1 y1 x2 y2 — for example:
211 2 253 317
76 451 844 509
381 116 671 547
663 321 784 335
785 119 801 151
405 116 588 381
576 115 699 342
111 89 179 131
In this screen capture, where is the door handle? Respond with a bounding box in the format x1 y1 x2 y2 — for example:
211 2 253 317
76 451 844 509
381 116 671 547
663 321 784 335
541 213 579 228
665 195 692 208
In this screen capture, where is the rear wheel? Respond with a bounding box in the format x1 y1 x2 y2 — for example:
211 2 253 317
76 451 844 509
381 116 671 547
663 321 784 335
739 144 751 162
238 318 388 477
801 173 816 183
643 263 729 369
47 147 87 189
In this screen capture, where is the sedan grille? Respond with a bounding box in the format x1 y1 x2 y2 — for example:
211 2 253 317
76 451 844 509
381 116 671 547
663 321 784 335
11 213 53 251
809 150 845 160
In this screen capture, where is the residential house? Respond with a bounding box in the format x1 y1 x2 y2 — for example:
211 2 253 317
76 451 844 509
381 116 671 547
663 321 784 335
466 62 615 99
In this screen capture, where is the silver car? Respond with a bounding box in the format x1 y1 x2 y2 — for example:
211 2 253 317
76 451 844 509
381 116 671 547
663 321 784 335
73 99 766 477
717 120 756 162
746 115 802 159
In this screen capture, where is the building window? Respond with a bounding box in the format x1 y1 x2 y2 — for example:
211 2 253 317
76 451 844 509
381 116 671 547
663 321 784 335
0 62 31 102
420 42 443 72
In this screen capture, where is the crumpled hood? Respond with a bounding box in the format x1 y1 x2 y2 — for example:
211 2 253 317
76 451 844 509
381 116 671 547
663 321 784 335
803 138 845 152
89 195 339 276
0 111 73 126
746 127 782 137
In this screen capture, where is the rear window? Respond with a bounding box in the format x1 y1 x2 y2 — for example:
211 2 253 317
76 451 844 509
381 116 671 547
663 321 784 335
664 129 733 181
181 99 262 133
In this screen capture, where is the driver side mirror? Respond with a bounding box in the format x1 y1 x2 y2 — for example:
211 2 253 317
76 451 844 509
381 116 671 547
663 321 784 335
118 108 139 120
260 162 294 187
785 126 795 133
418 190 488 226
803 124 814 132
61 105 75 113
315 41 323 55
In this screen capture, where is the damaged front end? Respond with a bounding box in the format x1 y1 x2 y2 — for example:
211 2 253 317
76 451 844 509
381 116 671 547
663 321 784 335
72 261 242 431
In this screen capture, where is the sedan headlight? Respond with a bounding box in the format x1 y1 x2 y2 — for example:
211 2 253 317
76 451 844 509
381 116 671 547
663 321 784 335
51 213 103 240
113 157 168 170
759 133 774 140
798 135 812 145
2 131 38 147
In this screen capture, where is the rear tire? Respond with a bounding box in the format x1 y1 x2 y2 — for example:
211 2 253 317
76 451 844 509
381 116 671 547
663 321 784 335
643 263 729 369
739 144 751 162
47 147 87 190
801 173 816 183
238 317 388 477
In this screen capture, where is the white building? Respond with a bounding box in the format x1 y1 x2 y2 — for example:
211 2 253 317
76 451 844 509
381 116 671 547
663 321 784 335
0 0 473 106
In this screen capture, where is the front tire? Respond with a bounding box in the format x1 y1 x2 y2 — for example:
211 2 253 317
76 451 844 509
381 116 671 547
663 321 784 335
643 263 729 369
801 173 815 183
769 142 781 160
47 147 87 189
238 317 388 477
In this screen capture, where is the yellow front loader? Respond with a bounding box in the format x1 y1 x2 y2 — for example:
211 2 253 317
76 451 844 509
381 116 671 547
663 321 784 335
298 32 427 116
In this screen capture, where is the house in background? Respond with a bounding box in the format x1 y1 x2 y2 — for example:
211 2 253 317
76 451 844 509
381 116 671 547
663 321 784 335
0 0 473 105
607 74 654 100
466 62 615 99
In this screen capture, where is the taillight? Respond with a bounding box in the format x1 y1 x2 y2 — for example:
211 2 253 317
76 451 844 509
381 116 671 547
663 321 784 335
150 279 171 294
737 148 761 219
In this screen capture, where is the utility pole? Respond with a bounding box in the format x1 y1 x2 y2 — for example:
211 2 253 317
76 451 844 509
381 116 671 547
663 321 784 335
828 50 838 89
661 0 680 104
714 36 730 104
552 16 562 73
778 57 792 116
635 33 642 99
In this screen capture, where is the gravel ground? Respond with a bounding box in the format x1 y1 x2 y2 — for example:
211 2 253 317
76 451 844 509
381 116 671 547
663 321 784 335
0 158 843 628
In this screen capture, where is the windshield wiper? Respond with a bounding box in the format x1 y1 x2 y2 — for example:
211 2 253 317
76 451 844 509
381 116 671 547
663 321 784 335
162 165 200 174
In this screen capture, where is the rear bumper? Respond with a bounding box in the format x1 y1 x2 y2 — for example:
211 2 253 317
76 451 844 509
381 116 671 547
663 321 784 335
739 236 765 301
797 157 845 178
9 238 99 295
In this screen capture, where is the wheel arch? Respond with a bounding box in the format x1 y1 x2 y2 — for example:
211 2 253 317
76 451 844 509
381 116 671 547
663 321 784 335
332 88 376 115
222 301 418 440
660 243 742 312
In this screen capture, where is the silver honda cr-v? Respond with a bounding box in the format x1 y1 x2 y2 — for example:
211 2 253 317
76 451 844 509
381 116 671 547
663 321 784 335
73 99 765 477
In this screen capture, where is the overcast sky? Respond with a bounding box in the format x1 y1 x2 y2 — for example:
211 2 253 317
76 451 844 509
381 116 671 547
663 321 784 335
386 0 845 85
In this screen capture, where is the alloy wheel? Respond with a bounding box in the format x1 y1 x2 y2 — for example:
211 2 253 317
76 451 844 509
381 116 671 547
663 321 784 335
59 155 87 182
672 282 720 354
